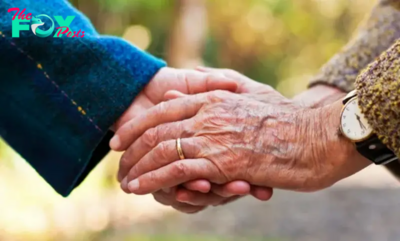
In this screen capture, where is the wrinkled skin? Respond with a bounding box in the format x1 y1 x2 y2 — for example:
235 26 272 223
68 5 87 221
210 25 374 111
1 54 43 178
113 81 371 195
113 67 273 214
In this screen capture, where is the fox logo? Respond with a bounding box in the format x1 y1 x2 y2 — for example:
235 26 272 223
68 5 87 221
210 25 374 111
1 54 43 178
30 15 54 38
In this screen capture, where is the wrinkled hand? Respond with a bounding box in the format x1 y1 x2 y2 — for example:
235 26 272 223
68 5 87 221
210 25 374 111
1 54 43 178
112 87 370 195
113 67 237 132
112 67 272 213
159 67 281 209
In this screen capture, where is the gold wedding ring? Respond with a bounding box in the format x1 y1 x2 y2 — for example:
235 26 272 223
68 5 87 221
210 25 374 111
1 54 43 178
176 138 185 160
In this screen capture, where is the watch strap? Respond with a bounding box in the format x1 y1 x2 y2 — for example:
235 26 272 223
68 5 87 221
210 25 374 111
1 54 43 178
342 90 357 105
356 135 398 165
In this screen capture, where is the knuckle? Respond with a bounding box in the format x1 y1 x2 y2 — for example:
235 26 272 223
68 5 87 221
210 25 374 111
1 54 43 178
157 101 168 115
212 90 228 97
128 121 136 133
127 165 138 180
207 90 228 103
141 128 158 148
176 71 186 83
173 162 188 179
154 141 169 160
224 69 239 76
177 122 189 137
148 171 158 184
185 138 201 157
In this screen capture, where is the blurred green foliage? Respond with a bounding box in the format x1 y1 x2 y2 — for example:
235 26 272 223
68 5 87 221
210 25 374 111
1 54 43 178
70 0 373 96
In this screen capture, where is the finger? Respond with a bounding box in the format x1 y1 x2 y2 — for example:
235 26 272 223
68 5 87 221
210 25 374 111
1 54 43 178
196 66 230 74
176 69 237 95
196 66 246 85
161 187 172 193
175 188 228 206
203 73 238 93
196 67 249 84
123 138 202 188
127 158 220 195
183 180 211 193
196 66 226 73
196 66 276 95
211 181 251 198
250 186 273 201
164 90 186 100
152 190 176 206
112 93 154 131
144 68 237 104
110 94 206 151
153 191 206 214
163 73 238 100
117 119 194 181
218 196 242 206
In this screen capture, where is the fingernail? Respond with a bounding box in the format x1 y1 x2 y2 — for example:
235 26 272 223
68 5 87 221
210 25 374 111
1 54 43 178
121 177 128 189
120 177 131 194
128 179 140 192
110 135 120 150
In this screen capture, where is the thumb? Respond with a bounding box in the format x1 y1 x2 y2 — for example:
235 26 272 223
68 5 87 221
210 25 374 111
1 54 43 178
183 179 212 193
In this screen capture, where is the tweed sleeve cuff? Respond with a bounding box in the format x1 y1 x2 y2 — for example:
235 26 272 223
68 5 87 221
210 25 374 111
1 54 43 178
309 0 400 92
356 40 400 157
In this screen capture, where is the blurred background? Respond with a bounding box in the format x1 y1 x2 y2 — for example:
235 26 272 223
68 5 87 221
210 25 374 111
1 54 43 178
2 0 400 240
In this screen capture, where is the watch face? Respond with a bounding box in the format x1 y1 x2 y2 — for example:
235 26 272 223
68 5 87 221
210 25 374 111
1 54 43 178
340 98 373 141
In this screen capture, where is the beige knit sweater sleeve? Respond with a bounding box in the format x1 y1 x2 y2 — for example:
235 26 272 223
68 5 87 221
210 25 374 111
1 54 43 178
309 0 400 174
310 0 400 92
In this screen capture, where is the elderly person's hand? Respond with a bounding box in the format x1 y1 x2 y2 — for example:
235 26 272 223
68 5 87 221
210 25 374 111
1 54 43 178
194 67 346 108
111 83 370 194
113 67 272 213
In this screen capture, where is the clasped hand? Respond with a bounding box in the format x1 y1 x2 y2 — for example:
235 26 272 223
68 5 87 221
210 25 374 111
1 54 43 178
111 67 370 213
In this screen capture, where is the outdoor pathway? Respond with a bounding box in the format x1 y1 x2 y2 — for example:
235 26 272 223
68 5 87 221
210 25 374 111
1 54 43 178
124 165 400 241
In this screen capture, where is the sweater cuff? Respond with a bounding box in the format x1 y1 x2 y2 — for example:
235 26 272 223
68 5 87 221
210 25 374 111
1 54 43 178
63 40 166 196
356 40 400 157
307 55 358 93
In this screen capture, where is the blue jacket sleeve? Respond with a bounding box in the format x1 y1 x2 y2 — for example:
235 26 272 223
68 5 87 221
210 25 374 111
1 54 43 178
0 0 166 196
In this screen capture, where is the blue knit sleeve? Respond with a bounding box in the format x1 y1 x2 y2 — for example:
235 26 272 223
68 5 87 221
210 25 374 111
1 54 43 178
0 0 166 196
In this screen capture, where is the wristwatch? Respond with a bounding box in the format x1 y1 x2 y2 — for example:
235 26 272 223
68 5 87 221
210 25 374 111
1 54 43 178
339 90 398 165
